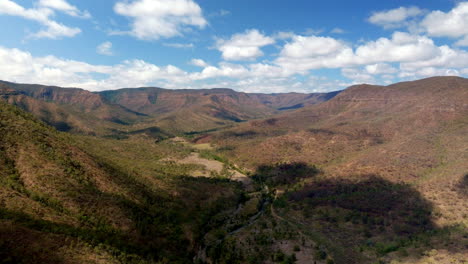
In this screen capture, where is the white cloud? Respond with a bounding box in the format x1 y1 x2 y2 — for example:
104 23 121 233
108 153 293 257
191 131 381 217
190 62 293 82
0 0 85 39
96 41 113 56
216 29 275 61
1 43 466 94
275 32 448 73
0 46 189 91
190 58 209 67
420 2 468 38
399 45 468 70
354 32 439 63
114 0 207 40
281 35 346 58
275 35 354 71
0 45 303 93
369 2 468 45
38 0 90 18
34 22 81 39
163 43 194 48
192 62 249 79
274 31 468 84
369 6 423 29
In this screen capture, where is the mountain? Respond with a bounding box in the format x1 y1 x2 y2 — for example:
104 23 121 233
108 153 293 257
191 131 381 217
98 87 340 134
99 87 339 116
0 80 339 135
248 90 340 110
209 76 468 178
199 76 468 263
0 81 146 135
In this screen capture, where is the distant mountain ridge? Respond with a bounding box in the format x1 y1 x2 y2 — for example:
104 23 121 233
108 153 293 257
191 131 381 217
0 80 339 135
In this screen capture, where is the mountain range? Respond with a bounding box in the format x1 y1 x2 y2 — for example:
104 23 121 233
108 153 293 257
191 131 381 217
0 80 339 136
0 76 466 264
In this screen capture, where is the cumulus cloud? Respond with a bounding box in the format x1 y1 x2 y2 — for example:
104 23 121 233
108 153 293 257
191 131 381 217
281 35 346 58
216 29 275 61
1 41 466 93
275 32 451 72
369 2 468 45
180 28 468 88
190 61 296 82
420 2 468 38
399 45 468 70
0 0 87 39
0 45 302 93
0 46 190 91
275 35 354 71
274 31 468 84
113 0 207 40
192 62 248 79
354 32 439 63
368 6 424 29
96 41 113 56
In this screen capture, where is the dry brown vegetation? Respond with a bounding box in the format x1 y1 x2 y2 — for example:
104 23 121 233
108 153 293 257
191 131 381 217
0 76 467 263
201 76 468 263
0 100 246 263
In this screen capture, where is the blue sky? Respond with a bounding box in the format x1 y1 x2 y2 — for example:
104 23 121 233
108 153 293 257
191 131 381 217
0 0 467 92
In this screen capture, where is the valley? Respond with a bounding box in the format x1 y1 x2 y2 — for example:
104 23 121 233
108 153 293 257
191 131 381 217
0 77 467 264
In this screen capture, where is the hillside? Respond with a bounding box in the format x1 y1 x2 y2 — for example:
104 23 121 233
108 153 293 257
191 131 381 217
0 100 248 263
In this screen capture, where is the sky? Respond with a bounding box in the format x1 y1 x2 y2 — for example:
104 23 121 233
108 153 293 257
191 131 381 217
0 0 468 93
